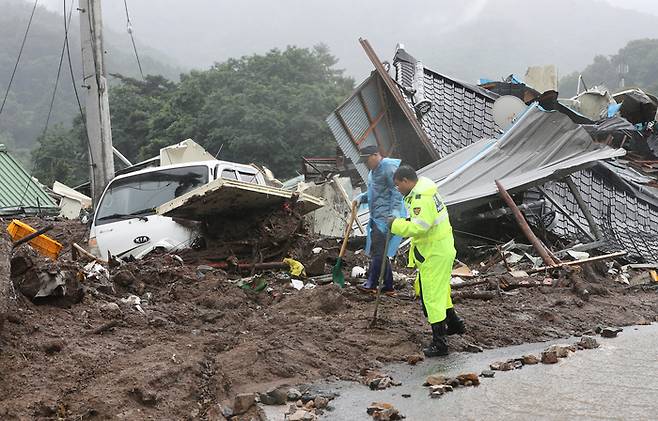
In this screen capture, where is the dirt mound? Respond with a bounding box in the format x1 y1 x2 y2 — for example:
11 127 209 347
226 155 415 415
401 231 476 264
1 218 656 419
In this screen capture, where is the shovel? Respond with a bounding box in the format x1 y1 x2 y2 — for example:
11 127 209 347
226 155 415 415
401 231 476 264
370 229 392 328
332 201 358 287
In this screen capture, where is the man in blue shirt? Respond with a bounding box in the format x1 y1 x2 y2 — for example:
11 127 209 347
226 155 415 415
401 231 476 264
353 145 405 294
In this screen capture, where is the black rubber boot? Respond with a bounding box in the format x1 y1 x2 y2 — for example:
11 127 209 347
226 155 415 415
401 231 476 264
445 308 465 335
423 322 449 357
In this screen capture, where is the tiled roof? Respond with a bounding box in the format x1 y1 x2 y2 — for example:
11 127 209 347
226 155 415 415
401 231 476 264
393 48 499 157
539 164 658 263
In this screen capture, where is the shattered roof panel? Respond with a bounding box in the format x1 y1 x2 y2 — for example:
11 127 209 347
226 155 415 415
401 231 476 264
540 165 658 263
393 48 499 157
419 104 626 208
0 144 58 216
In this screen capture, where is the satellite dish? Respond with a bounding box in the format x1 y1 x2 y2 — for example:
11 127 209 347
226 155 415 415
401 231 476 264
493 95 527 131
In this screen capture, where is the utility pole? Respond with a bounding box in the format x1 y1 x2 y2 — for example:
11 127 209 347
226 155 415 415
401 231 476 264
79 0 114 206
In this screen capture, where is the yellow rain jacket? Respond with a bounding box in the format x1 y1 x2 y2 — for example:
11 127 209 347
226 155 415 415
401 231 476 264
390 177 456 324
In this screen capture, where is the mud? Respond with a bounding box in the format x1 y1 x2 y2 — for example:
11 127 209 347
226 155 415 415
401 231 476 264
0 218 657 420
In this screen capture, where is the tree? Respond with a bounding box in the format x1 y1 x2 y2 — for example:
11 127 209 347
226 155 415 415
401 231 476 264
143 45 354 177
31 121 88 187
560 38 658 97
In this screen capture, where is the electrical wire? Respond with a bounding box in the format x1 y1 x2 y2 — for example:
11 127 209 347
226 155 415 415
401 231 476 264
123 0 145 79
0 0 39 118
17 0 75 209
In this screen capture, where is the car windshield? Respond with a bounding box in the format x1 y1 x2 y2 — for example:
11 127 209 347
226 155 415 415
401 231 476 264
95 165 208 225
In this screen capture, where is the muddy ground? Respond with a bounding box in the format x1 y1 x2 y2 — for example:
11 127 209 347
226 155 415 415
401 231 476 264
0 217 657 420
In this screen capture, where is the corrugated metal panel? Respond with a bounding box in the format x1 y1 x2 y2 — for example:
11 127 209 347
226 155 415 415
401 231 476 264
326 74 395 182
0 144 58 215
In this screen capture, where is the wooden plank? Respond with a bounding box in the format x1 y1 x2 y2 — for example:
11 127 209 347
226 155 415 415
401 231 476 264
528 251 627 273
359 38 440 160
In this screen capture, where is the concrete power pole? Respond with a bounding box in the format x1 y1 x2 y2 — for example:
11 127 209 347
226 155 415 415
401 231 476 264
79 0 114 206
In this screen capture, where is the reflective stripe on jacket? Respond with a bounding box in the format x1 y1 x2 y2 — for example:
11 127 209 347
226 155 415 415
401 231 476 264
390 176 453 268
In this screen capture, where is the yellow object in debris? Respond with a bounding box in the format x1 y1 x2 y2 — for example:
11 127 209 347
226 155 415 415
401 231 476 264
651 270 658 283
6 219 63 260
283 258 306 277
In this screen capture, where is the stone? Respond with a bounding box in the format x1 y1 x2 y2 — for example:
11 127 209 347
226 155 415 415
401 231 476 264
522 354 540 365
401 394 411 398
601 327 623 338
545 344 574 358
456 373 480 386
99 302 121 318
406 354 424 365
43 339 65 354
429 384 453 394
287 388 302 401
260 387 287 405
465 343 484 353
577 335 600 350
480 370 495 378
366 402 404 420
206 404 228 421
424 373 447 386
314 396 329 409
113 270 136 287
287 409 314 421
490 361 515 371
232 393 256 415
541 350 559 364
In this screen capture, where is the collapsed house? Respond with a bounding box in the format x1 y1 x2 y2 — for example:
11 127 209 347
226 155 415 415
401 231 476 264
326 39 658 264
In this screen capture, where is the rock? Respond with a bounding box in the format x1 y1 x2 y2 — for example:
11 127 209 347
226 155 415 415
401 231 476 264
601 327 622 338
232 393 256 415
287 409 315 421
43 339 65 354
314 396 329 409
220 404 233 418
424 373 447 386
577 335 600 350
480 370 495 378
287 388 302 401
304 400 315 410
406 354 424 365
446 377 460 387
429 384 453 394
456 373 480 386
490 361 515 371
401 394 411 398
366 402 404 420
522 354 540 365
264 387 288 405
465 343 484 353
545 344 574 358
206 404 228 421
99 302 121 317
541 350 559 364
113 270 136 287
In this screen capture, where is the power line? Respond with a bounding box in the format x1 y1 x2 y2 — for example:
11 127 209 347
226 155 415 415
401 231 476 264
124 0 145 79
0 0 39 118
17 0 75 209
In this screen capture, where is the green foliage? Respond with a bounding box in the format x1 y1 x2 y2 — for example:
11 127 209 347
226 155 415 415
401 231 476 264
32 45 354 184
560 39 658 97
31 120 89 187
142 45 354 177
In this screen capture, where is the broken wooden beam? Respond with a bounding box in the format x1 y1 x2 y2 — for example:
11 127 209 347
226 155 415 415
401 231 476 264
451 291 496 302
495 180 556 267
527 251 627 273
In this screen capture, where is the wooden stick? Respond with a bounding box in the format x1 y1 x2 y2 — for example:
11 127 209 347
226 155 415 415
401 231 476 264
72 243 108 264
527 251 627 273
339 201 358 259
12 225 53 248
495 180 556 267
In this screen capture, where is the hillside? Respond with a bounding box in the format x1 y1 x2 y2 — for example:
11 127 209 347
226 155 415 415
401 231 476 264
0 0 182 163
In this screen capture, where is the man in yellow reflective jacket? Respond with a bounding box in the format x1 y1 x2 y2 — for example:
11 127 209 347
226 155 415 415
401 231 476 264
389 165 465 357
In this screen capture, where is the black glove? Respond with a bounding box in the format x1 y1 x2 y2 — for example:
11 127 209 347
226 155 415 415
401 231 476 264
387 217 396 228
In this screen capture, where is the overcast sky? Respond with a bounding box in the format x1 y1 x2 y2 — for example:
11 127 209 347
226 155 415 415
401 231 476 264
30 0 658 80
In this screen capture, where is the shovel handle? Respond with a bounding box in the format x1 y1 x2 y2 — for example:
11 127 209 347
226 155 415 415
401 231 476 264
339 201 358 259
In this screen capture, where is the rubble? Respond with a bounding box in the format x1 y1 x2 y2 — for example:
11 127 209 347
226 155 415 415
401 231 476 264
601 327 623 338
366 402 405 420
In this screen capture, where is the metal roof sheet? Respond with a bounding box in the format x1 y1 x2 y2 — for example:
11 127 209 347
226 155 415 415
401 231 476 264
0 144 59 215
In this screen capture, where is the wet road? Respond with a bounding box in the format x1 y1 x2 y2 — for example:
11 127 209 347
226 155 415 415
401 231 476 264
318 323 658 421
